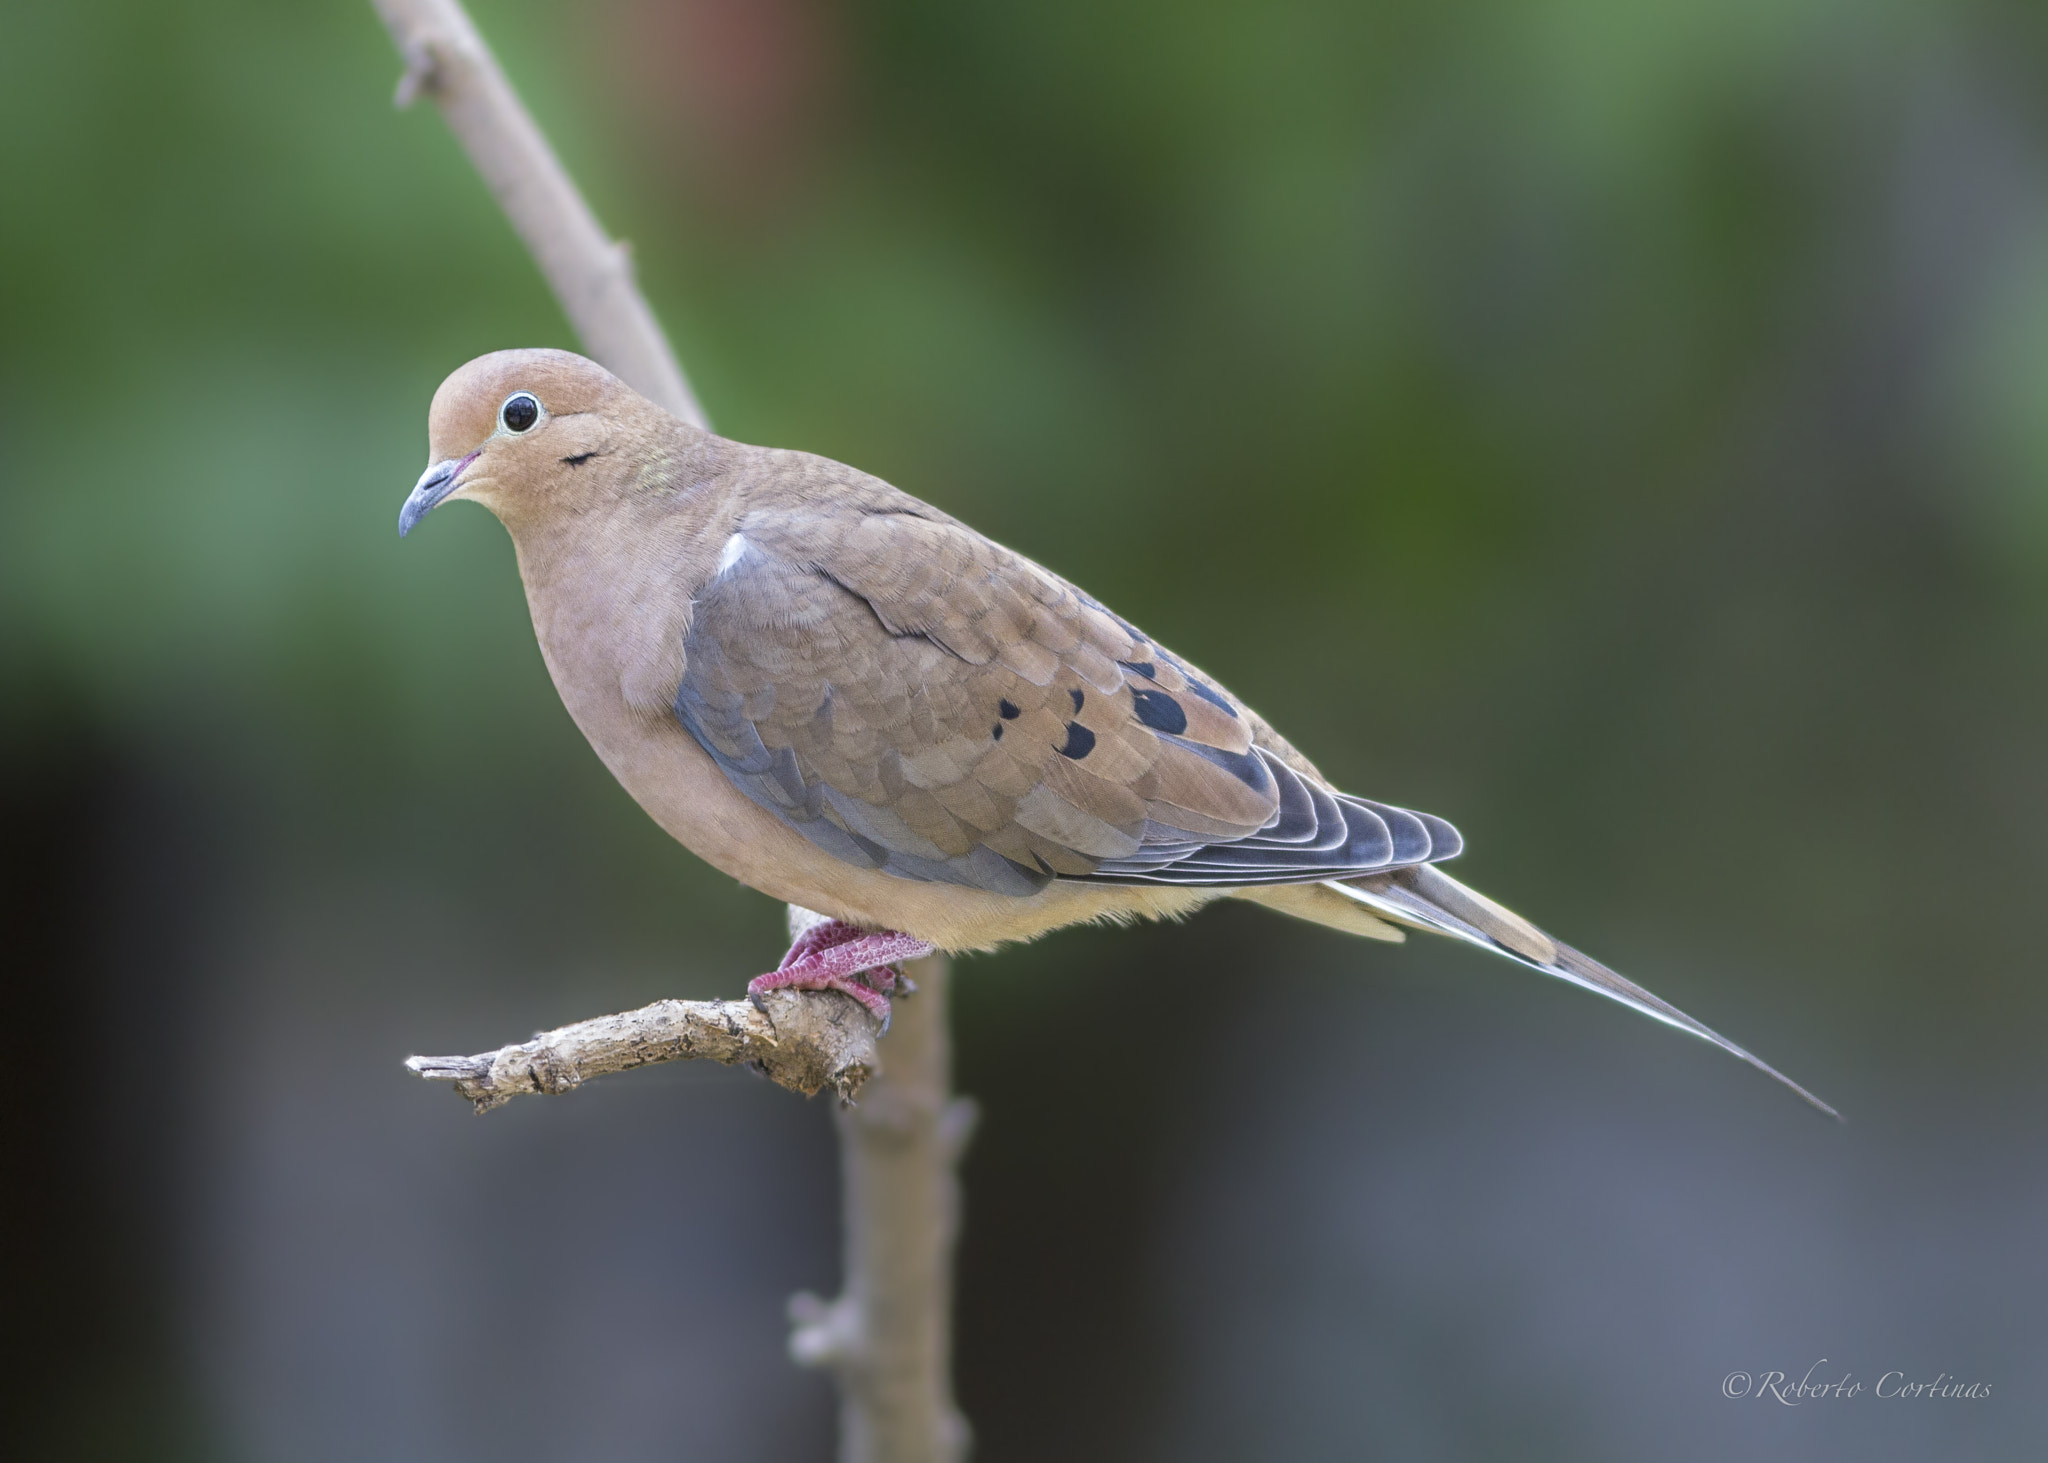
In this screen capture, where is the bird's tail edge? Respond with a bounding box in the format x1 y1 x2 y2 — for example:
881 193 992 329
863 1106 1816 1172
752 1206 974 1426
1324 866 1841 1121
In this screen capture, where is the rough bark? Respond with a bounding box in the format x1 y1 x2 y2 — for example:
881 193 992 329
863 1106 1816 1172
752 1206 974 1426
406 986 882 1111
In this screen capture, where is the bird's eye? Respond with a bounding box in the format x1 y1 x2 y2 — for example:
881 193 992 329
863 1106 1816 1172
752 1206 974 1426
501 393 541 433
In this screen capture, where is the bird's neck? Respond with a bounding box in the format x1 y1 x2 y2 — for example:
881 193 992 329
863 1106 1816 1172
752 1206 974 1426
507 438 742 719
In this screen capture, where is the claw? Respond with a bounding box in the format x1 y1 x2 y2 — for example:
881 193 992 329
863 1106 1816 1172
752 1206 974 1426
743 924 936 1028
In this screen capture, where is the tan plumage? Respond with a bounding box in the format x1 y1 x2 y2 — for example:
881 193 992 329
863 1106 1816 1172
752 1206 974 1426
399 347 1836 1117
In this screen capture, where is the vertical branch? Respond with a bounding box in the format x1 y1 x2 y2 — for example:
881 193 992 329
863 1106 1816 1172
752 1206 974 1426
791 951 976 1463
368 5 970 1459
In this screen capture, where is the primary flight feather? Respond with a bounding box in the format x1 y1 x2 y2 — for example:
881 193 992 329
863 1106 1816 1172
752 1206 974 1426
399 347 1836 1118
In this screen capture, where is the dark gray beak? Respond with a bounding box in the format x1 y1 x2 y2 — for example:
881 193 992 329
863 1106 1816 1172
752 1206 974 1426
398 452 478 538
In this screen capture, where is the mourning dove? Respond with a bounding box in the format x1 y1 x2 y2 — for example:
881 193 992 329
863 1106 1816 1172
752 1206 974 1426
400 348 1836 1117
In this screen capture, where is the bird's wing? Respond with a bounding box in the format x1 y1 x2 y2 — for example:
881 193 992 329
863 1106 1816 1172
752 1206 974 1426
673 506 1460 896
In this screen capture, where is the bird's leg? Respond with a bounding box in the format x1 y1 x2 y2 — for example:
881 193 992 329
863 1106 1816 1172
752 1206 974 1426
749 921 935 1025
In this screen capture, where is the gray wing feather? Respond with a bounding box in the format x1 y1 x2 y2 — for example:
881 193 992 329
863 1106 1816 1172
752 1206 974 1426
675 559 1054 896
1077 749 1456 887
674 543 1461 896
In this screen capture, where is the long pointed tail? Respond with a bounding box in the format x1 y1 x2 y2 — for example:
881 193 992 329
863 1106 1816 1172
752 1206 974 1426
1327 865 1840 1120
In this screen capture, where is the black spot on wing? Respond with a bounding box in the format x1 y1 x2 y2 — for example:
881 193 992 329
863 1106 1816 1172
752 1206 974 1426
998 699 1020 719
1070 688 1085 713
1129 688 1187 735
677 559 1090 899
1057 722 1096 759
992 723 1003 740
1118 660 1157 681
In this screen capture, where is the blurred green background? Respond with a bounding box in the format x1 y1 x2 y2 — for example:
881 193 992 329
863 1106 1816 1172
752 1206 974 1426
4 0 2045 1459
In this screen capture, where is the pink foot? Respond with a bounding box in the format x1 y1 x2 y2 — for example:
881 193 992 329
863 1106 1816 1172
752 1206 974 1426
748 921 935 1028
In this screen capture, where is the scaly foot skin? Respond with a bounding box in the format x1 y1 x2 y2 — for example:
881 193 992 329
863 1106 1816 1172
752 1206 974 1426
747 922 936 1027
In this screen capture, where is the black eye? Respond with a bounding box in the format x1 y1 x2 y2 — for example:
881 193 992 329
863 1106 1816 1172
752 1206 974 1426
501 393 540 433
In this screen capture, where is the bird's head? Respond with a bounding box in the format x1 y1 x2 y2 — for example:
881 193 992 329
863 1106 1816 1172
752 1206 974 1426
399 348 641 538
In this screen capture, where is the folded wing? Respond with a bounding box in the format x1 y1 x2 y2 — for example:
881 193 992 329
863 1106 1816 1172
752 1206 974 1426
673 505 1460 896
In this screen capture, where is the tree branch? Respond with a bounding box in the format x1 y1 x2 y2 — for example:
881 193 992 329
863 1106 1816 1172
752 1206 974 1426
791 950 975 1463
405 987 882 1113
371 0 705 427
369 7 972 1458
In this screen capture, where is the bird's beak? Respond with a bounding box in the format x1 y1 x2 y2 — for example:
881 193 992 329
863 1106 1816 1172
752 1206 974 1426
398 451 480 538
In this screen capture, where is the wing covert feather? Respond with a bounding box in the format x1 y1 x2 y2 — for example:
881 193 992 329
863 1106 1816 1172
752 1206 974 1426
671 507 1459 895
